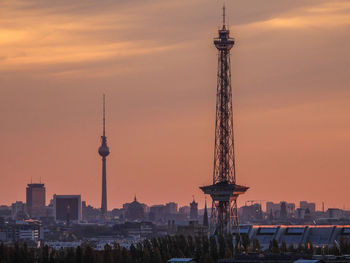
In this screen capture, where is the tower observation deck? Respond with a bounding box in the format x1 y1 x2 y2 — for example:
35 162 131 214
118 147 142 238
200 6 249 236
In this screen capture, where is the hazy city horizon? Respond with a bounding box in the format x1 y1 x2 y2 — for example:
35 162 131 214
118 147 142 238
1 1 350 261
1 0 349 216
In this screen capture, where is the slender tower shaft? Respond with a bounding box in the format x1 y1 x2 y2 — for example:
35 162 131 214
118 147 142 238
98 95 110 216
200 6 248 236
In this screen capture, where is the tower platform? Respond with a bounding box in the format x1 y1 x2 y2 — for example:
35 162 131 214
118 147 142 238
200 182 248 202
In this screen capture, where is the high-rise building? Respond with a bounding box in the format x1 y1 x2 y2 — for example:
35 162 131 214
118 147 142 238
200 6 248 235
53 195 82 223
98 95 110 217
26 183 46 218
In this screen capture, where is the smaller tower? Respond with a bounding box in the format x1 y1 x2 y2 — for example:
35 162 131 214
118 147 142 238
99 95 110 217
190 196 198 221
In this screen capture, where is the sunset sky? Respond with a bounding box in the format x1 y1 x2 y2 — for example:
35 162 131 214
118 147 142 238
0 0 349 210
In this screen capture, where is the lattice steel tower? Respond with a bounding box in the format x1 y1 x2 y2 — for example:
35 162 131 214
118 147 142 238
200 6 249 236
98 94 110 217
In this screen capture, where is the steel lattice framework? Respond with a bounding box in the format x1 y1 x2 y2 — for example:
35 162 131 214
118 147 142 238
200 6 248 236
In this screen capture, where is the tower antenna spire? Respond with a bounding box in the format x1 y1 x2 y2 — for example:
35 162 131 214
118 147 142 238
103 94 106 137
222 3 226 26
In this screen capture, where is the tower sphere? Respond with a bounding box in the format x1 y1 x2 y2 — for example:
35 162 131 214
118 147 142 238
98 144 110 157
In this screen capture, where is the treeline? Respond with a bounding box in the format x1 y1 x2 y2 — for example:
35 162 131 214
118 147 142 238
1 235 232 263
1 235 350 263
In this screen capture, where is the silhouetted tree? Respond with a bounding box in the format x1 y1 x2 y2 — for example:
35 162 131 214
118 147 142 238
269 239 279 254
194 236 202 262
112 243 122 263
65 248 75 263
103 244 112 263
218 235 226 258
288 244 295 253
280 241 287 253
241 235 250 252
202 235 209 256
41 245 50 263
201 253 213 263
235 234 241 254
121 247 132 263
252 239 261 253
339 236 349 254
83 245 95 263
296 243 304 254
75 246 82 263
209 236 218 262
305 241 313 255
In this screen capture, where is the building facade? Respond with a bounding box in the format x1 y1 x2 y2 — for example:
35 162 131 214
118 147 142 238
26 183 46 218
53 195 82 223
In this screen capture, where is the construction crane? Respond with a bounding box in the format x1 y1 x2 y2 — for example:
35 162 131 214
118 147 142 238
245 200 266 206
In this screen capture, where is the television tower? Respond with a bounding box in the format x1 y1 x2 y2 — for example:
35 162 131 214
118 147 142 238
200 5 249 236
98 94 110 217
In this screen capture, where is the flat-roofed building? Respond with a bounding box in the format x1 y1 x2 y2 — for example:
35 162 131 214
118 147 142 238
26 183 46 218
235 225 350 249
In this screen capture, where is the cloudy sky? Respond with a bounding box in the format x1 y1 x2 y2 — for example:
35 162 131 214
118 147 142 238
0 0 349 210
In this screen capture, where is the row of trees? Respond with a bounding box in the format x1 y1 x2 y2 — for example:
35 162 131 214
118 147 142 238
1 235 350 263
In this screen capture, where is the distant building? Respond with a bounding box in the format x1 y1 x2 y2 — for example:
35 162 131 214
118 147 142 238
26 183 46 218
53 195 82 223
280 202 288 219
240 203 263 222
327 208 343 219
0 206 11 219
177 221 207 237
0 220 42 243
123 196 147 221
82 201 100 222
11 201 28 220
266 201 295 219
230 225 350 250
179 206 190 215
189 198 198 221
295 208 306 219
266 202 280 218
165 202 178 214
300 201 316 214
149 205 166 222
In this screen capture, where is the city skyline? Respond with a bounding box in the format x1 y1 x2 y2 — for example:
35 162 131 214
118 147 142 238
0 0 349 209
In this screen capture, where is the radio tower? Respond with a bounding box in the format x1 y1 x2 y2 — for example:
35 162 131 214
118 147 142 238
200 5 249 236
98 94 110 217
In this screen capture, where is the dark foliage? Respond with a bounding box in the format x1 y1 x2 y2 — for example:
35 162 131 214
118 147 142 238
0 235 336 263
